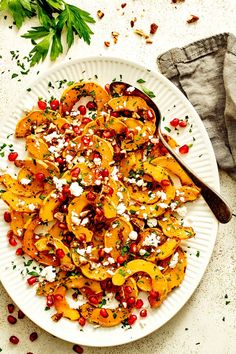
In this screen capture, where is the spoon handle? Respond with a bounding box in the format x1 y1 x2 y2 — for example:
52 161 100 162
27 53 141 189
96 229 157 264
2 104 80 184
159 129 232 224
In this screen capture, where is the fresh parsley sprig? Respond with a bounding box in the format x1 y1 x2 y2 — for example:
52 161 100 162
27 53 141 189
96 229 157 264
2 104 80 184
1 0 95 65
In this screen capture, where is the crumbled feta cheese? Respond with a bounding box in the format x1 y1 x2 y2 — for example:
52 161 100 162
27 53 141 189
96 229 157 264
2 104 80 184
102 292 120 309
150 137 159 144
94 157 102 166
116 191 123 200
44 131 60 142
0 161 8 172
86 245 92 254
140 205 146 210
28 203 36 211
107 257 115 264
77 156 85 163
117 203 126 215
20 178 31 185
169 252 179 268
156 190 167 201
77 248 86 256
176 206 187 217
53 177 67 191
147 218 158 228
180 197 185 202
71 211 81 226
139 249 147 256
81 217 89 226
127 178 136 184
111 166 119 181
123 213 130 221
142 232 161 248
129 231 138 241
170 202 178 211
159 203 169 209
136 179 147 187
143 213 147 219
69 182 83 197
40 266 57 282
103 247 113 253
65 154 73 163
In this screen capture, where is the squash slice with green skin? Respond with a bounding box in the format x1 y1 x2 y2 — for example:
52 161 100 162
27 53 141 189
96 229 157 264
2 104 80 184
80 303 130 327
1 191 42 213
0 174 43 197
59 82 110 116
163 247 187 292
26 135 50 160
158 215 195 239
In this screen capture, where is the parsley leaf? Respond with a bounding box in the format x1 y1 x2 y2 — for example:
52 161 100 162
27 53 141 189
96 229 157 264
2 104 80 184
141 86 156 98
1 0 35 28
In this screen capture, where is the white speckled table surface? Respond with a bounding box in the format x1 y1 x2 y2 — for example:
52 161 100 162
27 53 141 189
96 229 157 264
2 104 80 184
0 1 236 353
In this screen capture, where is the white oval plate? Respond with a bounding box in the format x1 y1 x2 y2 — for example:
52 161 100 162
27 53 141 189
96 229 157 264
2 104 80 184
0 57 219 347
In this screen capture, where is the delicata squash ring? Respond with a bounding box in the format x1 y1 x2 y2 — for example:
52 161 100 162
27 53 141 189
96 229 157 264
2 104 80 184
1 80 200 328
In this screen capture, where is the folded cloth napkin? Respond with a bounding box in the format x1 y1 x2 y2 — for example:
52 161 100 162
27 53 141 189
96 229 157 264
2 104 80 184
157 32 236 180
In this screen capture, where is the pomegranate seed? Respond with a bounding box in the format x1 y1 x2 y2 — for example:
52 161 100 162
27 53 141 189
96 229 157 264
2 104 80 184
128 314 137 325
106 279 113 290
78 105 86 115
89 295 99 305
129 243 137 253
71 167 80 178
117 255 125 264
58 192 66 202
149 290 159 299
50 99 59 110
93 152 101 160
127 296 136 306
18 310 25 319
4 211 11 222
125 129 134 140
110 111 119 117
27 276 38 286
179 120 187 127
101 168 109 178
140 309 147 317
61 204 68 213
78 316 86 326
100 308 109 318
61 123 70 131
8 152 18 161
73 125 80 134
35 172 45 182
56 157 64 165
170 118 179 127
16 247 24 256
56 248 65 258
113 144 121 154
161 179 170 187
7 230 14 238
160 146 168 154
146 109 154 120
7 304 15 313
103 185 114 196
83 118 93 126
9 335 19 345
79 234 86 242
136 299 144 309
81 136 91 146
179 144 189 154
29 332 38 342
58 222 67 230
86 191 96 201
86 101 96 110
54 294 63 301
38 100 47 110
95 207 104 217
62 185 71 195
46 294 54 307
98 249 105 258
7 315 17 324
105 84 110 94
73 344 84 354
9 237 17 247
124 286 132 295
102 131 112 139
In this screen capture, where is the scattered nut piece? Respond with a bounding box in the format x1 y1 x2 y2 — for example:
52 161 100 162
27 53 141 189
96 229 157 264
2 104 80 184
104 41 110 47
130 17 137 28
134 29 149 39
146 38 153 44
97 10 104 19
54 212 65 222
112 31 120 44
187 15 199 23
172 0 185 3
150 23 158 34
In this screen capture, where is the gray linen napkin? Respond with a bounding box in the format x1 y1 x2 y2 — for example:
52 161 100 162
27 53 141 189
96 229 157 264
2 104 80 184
157 32 236 180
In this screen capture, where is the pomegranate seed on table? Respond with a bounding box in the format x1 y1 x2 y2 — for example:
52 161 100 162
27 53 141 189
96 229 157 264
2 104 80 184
82 117 92 124
27 276 38 286
50 99 59 110
124 286 132 295
127 297 136 306
78 317 86 326
9 237 17 247
9 335 19 345
4 211 11 222
56 248 65 258
73 344 84 354
117 255 125 264
78 105 86 115
35 172 45 182
54 294 63 301
18 309 25 319
128 314 137 325
81 136 91 145
86 101 96 110
140 309 147 317
129 243 137 254
8 152 18 161
136 299 144 309
29 332 38 342
46 294 54 307
7 304 15 313
38 100 47 110
100 308 109 318
15 247 24 256
86 191 96 201
89 295 99 305
179 120 187 127
161 179 171 187
179 144 189 154
71 167 80 178
170 118 179 127
7 315 17 324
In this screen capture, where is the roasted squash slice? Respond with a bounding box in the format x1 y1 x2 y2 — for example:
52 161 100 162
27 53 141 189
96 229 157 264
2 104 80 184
80 263 112 281
26 135 50 160
108 96 149 112
39 189 61 222
1 191 42 213
60 82 110 116
0 174 43 197
175 186 201 203
155 238 180 261
15 158 59 178
10 210 28 237
82 115 127 136
164 247 187 292
53 285 80 321
158 215 195 239
35 236 72 267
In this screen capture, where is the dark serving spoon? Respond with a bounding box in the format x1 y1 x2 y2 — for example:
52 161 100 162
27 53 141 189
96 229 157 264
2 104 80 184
109 81 232 224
